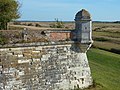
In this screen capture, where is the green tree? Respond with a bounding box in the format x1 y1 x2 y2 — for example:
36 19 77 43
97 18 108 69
0 0 20 30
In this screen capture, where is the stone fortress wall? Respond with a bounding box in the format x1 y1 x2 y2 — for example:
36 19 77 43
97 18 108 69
0 9 93 90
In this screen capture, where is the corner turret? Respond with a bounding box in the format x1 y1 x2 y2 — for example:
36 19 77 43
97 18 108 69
74 9 93 52
75 9 93 44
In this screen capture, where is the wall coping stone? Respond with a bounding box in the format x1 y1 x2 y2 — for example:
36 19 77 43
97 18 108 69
0 41 75 48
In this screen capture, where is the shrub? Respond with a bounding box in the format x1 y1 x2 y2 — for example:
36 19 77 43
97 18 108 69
0 32 8 45
27 23 33 26
13 21 21 25
50 18 64 28
94 37 109 42
35 24 41 27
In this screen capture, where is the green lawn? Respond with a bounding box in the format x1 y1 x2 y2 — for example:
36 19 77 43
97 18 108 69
87 48 120 90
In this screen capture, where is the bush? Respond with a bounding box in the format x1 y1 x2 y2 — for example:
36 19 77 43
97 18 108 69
27 23 33 26
50 18 64 28
35 24 41 27
13 21 21 25
94 37 109 42
0 32 8 45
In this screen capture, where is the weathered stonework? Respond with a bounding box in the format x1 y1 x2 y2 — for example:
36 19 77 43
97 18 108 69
0 9 93 90
0 44 92 90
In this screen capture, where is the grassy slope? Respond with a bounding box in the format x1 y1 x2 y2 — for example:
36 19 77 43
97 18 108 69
87 48 120 90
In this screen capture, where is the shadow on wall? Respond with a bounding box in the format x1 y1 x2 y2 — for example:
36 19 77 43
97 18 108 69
70 43 81 53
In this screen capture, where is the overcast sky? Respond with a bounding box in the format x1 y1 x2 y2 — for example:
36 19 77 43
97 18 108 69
18 0 120 21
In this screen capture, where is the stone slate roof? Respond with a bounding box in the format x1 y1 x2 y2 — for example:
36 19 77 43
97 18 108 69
75 9 91 21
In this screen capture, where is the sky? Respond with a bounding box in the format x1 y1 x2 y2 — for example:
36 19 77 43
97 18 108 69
18 0 120 21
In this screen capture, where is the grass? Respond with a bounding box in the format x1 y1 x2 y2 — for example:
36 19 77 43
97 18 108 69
9 26 24 30
93 32 120 38
87 48 120 90
92 22 120 54
93 41 120 51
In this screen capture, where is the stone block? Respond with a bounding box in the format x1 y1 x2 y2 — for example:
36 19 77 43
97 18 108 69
18 54 24 58
19 71 24 76
35 47 42 51
18 59 30 63
32 50 40 53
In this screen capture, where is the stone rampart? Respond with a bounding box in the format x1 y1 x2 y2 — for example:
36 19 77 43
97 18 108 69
0 9 93 90
0 43 92 90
